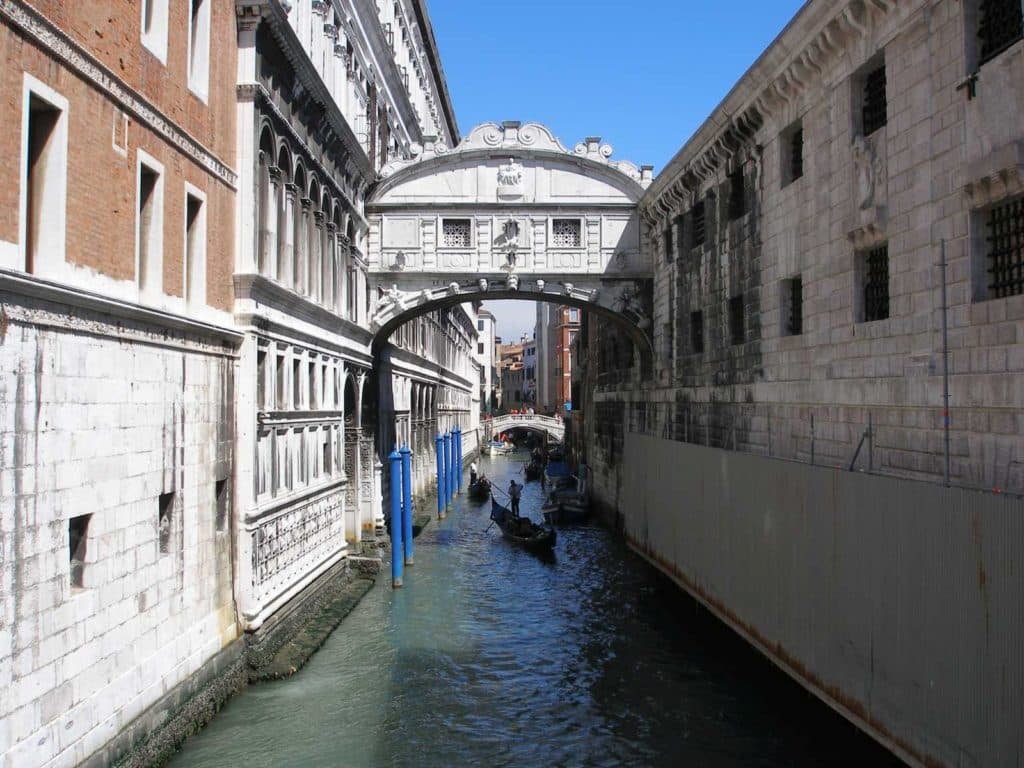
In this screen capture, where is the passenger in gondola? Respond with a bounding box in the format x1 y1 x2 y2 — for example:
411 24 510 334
470 459 478 486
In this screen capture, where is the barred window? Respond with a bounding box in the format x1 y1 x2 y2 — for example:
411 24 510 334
729 295 745 345
782 121 803 187
862 245 890 322
978 0 1023 64
552 219 581 248
690 310 704 353
728 169 746 220
441 218 471 248
784 275 803 336
861 63 887 137
984 197 1024 298
692 201 706 247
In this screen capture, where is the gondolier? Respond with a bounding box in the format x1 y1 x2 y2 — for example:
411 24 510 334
469 460 478 486
508 480 522 516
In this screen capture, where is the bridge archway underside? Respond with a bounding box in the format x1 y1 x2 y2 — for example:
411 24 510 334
364 121 655 361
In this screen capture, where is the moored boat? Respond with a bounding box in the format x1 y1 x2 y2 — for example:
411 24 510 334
523 459 544 481
489 498 556 551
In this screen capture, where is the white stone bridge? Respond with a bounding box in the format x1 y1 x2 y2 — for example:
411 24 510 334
364 121 655 361
483 413 565 443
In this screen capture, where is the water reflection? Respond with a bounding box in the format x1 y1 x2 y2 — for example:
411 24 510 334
171 451 903 768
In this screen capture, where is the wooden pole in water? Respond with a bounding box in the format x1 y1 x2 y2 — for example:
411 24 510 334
388 448 403 588
435 433 445 519
401 444 413 566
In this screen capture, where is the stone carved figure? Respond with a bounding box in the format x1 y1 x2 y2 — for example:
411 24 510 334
852 135 883 210
478 278 489 292
497 159 523 188
377 284 406 313
502 219 519 249
508 274 520 291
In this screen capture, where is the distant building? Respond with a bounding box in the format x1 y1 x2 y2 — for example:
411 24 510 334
474 307 497 413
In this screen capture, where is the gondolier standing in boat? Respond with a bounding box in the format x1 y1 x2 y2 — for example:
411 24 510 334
508 480 522 516
469 460 478 486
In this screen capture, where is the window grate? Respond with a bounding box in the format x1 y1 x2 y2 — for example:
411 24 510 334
441 219 471 248
690 311 704 353
864 245 890 321
692 201 705 247
728 169 746 220
552 219 581 248
790 128 804 182
729 295 745 345
979 0 1023 64
985 197 1024 298
861 64 887 137
788 276 803 335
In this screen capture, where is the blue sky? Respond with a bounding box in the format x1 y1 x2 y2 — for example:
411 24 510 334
428 0 807 340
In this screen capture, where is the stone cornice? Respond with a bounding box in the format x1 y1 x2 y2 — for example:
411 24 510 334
408 0 459 145
642 0 901 226
0 269 243 354
1 0 237 189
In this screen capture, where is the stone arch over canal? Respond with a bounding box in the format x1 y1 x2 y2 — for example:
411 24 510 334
364 121 657 367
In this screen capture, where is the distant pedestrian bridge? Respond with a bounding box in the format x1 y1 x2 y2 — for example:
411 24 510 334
483 413 565 443
365 121 655 365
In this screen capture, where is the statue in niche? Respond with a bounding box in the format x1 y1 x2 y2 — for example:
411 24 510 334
497 159 523 188
852 135 883 210
502 219 520 250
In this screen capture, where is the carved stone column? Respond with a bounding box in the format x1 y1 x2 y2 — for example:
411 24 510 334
281 183 297 289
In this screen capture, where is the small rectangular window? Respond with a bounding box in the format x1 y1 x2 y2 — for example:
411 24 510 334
158 492 174 554
308 361 316 409
185 191 205 304
188 0 210 100
783 276 803 336
137 160 163 296
983 197 1024 298
478 342 484 354
276 353 286 409
477 319 485 331
552 219 582 248
729 295 745 345
215 479 228 531
69 514 91 589
978 0 1023 64
292 358 301 409
860 63 887 137
257 348 267 410
24 88 67 275
728 169 746 220
441 218 471 248
690 311 704 353
781 121 804 187
140 0 168 63
569 309 580 322
692 201 706 248
861 245 890 322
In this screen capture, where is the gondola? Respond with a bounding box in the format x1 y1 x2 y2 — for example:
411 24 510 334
489 497 556 551
523 460 544 481
468 475 492 501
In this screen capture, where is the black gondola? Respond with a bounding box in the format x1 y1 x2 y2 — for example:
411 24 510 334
489 497 556 551
523 460 544 481
468 476 492 501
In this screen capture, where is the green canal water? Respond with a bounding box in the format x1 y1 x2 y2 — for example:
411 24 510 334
170 453 902 767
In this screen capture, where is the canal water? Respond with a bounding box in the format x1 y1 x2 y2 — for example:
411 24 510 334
171 452 902 768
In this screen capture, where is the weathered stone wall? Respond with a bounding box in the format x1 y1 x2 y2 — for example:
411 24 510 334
0 283 239 768
636 0 1024 493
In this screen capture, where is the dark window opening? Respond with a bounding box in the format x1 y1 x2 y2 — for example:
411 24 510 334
215 479 228 531
158 492 174 553
276 354 286 410
729 295 745 345
690 311 704 354
861 63 887 137
728 169 746 220
863 245 890 322
664 224 674 262
26 96 61 274
783 125 804 186
257 348 267 410
69 514 91 588
308 361 316 409
978 0 1023 64
292 359 301 409
786 276 803 336
985 197 1024 298
692 201 706 247
138 164 160 292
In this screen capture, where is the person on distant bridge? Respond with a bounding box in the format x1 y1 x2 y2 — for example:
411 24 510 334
470 460 478 486
508 480 523 516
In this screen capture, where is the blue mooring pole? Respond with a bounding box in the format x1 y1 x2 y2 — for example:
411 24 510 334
400 444 413 566
388 448 403 588
454 428 463 494
443 432 452 506
434 433 445 519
